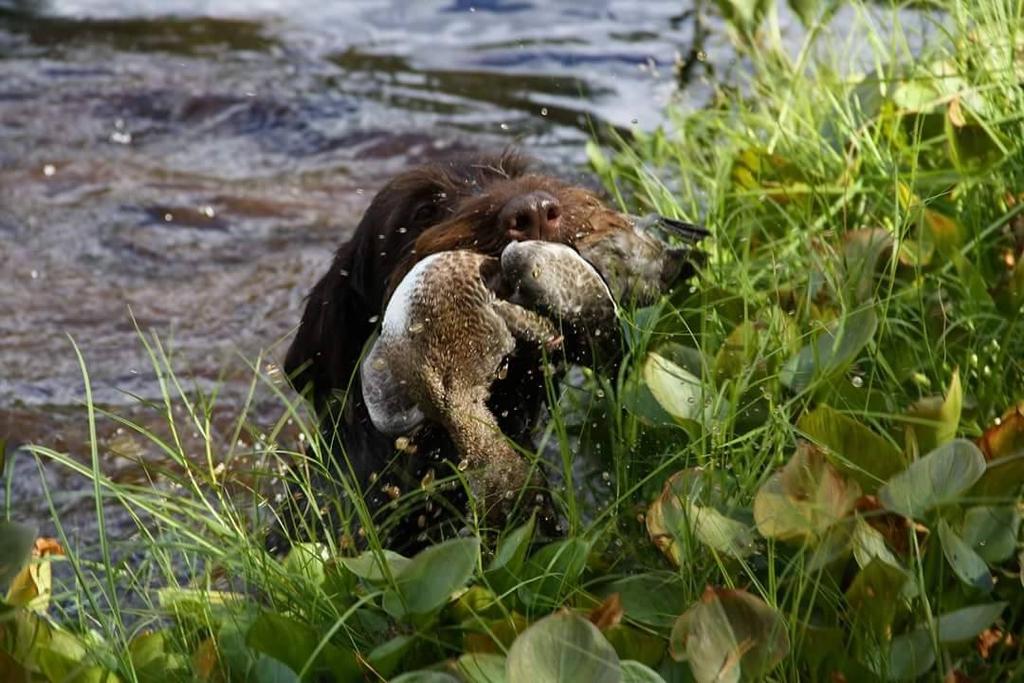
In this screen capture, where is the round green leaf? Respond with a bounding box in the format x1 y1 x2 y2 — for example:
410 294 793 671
621 660 666 683
506 612 620 683
457 653 508 683
643 352 704 423
780 307 877 393
797 404 905 489
753 444 860 543
937 520 993 592
338 549 410 582
670 588 789 683
385 537 480 617
878 439 985 518
961 506 1020 563
933 602 1007 643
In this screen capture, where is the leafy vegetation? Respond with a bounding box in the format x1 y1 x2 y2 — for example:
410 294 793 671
4 0 1024 680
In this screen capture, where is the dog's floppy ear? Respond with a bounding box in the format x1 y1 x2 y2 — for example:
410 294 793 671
284 237 376 413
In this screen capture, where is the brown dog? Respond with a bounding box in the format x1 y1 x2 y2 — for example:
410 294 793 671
283 150 704 547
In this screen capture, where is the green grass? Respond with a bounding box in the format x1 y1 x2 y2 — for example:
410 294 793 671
3 0 1024 681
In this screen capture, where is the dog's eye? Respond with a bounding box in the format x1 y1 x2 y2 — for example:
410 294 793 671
412 203 441 224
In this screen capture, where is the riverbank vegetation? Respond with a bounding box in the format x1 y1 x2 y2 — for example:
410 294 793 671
3 0 1024 680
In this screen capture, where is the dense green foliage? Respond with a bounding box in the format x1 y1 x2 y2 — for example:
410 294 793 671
4 1 1024 681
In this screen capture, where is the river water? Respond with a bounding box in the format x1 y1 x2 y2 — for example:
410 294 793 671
0 0 935 542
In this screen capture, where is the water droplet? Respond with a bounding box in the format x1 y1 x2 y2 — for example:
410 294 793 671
42 164 56 177
395 436 410 451
408 321 424 334
163 213 173 222
630 118 639 125
601 471 611 482
982 365 992 377
496 363 509 380
421 469 435 488
531 268 540 279
109 130 132 145
499 123 510 131
29 269 38 279
970 352 980 367
397 227 408 234
540 107 548 116
457 459 470 472
697 50 708 61
200 205 216 218
371 357 386 370
595 389 605 398
355 188 365 195
368 314 380 324
417 514 427 528
851 375 864 388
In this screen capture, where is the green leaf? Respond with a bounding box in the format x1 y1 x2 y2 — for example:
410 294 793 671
888 628 935 680
933 602 1007 643
486 514 535 593
797 404 905 490
506 612 621 683
711 0 772 30
518 538 590 610
647 469 756 562
970 452 1024 498
457 653 508 683
904 369 962 456
384 537 480 617
246 611 360 681
787 0 822 26
753 443 861 543
0 521 36 591
367 635 415 679
621 660 667 683
937 520 993 591
643 352 704 424
337 549 410 582
961 506 1020 563
670 587 789 683
391 672 460 683
780 307 878 393
598 572 687 629
282 543 329 589
878 439 985 518
844 558 908 637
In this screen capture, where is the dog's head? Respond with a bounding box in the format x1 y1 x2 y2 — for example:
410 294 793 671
284 150 703 412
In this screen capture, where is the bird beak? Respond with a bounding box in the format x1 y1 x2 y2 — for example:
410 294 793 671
655 216 710 244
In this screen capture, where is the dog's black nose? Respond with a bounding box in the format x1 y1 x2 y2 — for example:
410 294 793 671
501 191 562 241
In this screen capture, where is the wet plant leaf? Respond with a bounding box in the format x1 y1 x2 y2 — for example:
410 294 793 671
506 611 621 683
904 369 962 457
643 352 703 424
648 469 756 562
933 602 1007 643
961 505 1020 564
669 587 788 683
937 520 993 591
851 517 902 570
780 307 877 393
797 404 905 490
753 443 861 543
879 439 985 518
383 537 480 617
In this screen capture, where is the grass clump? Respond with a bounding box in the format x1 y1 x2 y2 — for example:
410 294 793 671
4 0 1024 681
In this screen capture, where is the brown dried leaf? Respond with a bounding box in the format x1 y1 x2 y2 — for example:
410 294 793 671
977 403 1024 460
588 593 624 631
